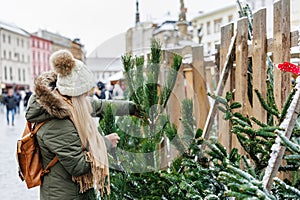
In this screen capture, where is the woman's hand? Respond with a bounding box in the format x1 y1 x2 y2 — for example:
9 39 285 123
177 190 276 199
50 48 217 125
105 133 120 148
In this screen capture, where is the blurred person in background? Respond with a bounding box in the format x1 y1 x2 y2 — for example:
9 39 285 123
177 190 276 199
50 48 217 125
23 87 33 109
3 88 18 126
95 81 112 100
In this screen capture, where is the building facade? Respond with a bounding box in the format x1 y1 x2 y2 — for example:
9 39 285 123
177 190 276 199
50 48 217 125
71 38 85 61
0 22 85 93
35 29 85 61
0 21 32 91
126 21 154 55
191 3 238 56
30 34 52 79
191 0 300 56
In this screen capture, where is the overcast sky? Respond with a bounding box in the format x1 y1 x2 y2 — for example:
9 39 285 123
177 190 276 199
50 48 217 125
0 0 233 55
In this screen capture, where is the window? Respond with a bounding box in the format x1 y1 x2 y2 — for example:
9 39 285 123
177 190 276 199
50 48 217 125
21 39 24 47
32 40 35 47
23 69 26 82
207 42 211 55
15 52 19 61
206 21 211 35
214 18 222 33
4 66 7 80
18 68 21 81
2 34 5 43
17 38 20 46
32 51 35 61
9 51 12 60
22 54 24 62
8 35 11 44
197 24 203 43
33 65 36 75
10 67 13 81
3 50 6 59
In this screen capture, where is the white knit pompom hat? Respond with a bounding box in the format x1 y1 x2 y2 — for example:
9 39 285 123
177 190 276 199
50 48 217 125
50 49 95 96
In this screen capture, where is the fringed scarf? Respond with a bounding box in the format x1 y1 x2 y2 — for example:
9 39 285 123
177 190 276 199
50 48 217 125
58 90 110 196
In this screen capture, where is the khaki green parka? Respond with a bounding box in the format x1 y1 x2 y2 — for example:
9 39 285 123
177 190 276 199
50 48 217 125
25 72 136 199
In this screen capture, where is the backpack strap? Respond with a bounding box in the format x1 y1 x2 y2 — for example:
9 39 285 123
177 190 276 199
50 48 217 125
32 121 59 176
31 121 47 135
41 156 58 176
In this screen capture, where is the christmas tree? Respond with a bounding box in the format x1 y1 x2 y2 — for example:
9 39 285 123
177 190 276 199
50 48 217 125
96 24 300 200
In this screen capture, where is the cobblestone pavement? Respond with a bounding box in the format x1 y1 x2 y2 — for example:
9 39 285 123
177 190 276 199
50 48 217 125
0 105 39 199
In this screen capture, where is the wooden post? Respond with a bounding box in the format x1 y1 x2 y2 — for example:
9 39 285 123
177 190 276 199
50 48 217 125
234 17 249 154
273 0 292 182
252 8 267 127
167 52 185 162
202 33 236 144
206 67 214 93
184 67 194 99
192 45 210 129
218 23 234 152
273 0 291 110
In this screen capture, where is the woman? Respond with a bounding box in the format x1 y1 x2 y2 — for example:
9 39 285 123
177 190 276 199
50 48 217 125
25 50 137 199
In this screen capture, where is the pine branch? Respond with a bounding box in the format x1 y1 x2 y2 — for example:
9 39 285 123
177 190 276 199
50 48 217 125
254 89 280 118
277 131 300 153
251 116 268 127
134 56 145 105
280 87 297 121
161 54 182 108
122 54 140 104
274 177 300 197
99 103 116 135
241 156 256 178
263 76 300 191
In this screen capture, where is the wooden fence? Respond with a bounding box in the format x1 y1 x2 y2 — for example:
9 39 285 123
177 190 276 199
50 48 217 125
164 0 300 159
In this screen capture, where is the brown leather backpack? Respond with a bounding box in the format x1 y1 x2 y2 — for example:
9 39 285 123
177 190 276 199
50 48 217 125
16 121 58 189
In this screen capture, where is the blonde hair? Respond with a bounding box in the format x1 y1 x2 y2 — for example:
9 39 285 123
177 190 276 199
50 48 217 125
70 94 110 194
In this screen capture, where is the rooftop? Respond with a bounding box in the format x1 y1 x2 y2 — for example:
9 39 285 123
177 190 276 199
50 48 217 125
0 20 29 36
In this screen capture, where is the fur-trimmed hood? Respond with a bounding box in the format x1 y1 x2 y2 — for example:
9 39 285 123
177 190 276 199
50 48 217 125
25 71 71 122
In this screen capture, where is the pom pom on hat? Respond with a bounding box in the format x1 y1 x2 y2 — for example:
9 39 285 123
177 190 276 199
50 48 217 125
50 49 75 76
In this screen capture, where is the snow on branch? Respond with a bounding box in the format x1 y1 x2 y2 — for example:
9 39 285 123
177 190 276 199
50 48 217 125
262 75 300 191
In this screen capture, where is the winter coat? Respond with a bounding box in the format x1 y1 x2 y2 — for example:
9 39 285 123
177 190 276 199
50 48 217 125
25 72 136 200
3 94 18 110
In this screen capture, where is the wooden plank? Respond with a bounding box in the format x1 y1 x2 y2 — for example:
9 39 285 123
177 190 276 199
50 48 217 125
192 45 210 129
218 23 234 152
246 30 299 57
234 17 249 154
202 31 236 143
205 67 214 93
168 53 185 160
184 68 194 99
252 8 267 127
273 0 291 110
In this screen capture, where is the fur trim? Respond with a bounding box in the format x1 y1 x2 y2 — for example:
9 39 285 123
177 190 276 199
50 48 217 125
50 49 75 76
34 71 71 119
